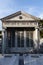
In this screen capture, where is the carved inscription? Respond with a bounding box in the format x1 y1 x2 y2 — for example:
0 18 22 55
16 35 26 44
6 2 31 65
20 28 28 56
3 21 37 28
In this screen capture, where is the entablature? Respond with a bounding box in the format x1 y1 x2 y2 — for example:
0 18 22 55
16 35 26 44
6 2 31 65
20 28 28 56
2 21 39 29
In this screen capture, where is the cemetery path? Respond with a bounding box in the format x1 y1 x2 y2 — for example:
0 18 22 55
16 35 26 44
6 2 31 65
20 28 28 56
0 54 43 65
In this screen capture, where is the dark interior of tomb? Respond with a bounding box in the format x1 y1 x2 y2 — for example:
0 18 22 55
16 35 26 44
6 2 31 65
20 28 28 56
5 27 35 53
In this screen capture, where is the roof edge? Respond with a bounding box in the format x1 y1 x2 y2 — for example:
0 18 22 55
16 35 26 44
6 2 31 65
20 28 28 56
0 10 41 21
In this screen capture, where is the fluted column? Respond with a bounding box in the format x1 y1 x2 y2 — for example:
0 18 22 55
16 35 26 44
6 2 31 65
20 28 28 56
29 32 31 47
4 30 7 53
2 29 5 55
15 31 17 47
20 32 21 47
24 31 26 47
35 27 40 49
11 32 12 48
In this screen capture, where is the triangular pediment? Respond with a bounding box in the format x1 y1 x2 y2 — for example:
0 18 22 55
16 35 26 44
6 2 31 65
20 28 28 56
1 11 40 21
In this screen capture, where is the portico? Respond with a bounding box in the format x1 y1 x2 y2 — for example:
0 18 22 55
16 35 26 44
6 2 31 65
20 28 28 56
1 11 40 54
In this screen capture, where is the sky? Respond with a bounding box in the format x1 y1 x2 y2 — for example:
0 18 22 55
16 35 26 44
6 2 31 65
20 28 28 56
0 0 43 30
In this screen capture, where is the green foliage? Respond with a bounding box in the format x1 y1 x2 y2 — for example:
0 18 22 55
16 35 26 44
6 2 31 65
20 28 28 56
40 30 43 38
40 20 43 38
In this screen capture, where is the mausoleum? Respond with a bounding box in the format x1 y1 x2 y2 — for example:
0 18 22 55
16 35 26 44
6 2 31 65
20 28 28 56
1 11 41 54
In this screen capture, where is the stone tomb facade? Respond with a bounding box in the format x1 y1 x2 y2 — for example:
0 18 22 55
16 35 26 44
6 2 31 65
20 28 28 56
1 11 40 54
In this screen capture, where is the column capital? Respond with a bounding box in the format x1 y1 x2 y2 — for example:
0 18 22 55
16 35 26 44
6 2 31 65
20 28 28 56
35 27 39 29
35 27 40 30
2 29 5 32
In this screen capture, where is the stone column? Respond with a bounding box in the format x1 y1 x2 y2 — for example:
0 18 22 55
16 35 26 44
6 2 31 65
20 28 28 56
24 31 26 47
4 30 7 53
37 28 40 50
35 27 40 50
5 31 7 43
11 32 12 48
20 32 21 47
2 29 5 55
29 32 31 47
15 31 17 47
